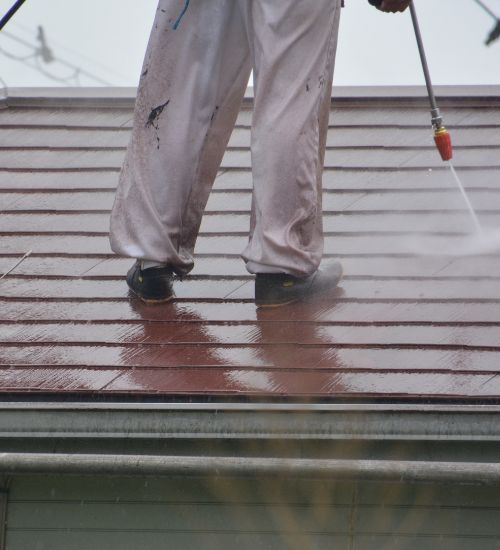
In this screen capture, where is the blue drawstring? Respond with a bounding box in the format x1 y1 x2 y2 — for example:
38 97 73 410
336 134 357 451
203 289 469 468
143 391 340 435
172 0 190 30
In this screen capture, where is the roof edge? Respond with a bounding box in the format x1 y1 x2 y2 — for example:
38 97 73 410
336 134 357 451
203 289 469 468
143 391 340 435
2 453 500 484
2 85 500 108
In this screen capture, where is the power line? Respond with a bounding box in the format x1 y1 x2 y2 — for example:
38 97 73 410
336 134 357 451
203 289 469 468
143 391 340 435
0 43 35 61
0 42 80 85
12 20 131 84
0 27 113 86
472 0 498 20
471 0 500 46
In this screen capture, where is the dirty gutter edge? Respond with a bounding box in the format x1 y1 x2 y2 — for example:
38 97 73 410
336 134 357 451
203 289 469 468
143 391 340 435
0 404 499 442
0 453 499 484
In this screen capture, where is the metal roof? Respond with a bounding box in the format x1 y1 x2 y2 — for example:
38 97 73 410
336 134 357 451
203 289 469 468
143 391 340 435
1 86 500 402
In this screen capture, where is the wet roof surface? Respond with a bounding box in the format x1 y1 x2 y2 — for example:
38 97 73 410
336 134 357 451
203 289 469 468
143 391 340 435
2 87 500 401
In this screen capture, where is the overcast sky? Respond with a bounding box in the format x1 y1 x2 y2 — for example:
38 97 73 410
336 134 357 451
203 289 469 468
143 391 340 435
0 0 499 88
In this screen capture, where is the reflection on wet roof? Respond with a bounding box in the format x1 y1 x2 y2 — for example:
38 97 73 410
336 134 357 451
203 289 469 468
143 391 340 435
1 87 500 401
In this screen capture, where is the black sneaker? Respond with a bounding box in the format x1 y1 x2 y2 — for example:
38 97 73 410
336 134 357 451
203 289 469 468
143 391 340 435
255 261 343 308
126 261 175 304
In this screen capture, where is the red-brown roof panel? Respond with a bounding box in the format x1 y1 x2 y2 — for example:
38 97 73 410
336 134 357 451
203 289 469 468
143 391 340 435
2 90 500 401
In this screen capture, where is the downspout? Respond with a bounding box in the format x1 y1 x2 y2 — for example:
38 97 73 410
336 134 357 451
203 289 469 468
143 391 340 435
1 454 500 484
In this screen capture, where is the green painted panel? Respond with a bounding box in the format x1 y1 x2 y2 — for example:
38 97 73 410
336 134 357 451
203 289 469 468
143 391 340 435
357 482 500 507
354 535 500 550
7 531 349 550
7 502 352 532
8 476 355 504
6 476 500 550
355 506 500 537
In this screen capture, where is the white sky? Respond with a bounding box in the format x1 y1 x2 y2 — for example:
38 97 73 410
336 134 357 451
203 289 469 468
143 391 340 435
0 0 499 88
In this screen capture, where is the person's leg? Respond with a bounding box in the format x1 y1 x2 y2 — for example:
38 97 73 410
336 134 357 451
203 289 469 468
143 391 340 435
110 0 251 276
242 0 342 278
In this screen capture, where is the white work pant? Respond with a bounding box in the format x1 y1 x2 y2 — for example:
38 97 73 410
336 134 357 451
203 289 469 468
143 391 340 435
110 0 341 277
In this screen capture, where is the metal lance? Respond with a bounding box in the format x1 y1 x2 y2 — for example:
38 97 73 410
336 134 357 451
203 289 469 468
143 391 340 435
0 0 28 32
410 1 453 161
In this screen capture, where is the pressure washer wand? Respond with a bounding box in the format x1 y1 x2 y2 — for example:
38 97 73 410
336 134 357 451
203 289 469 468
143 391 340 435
410 1 453 161
0 0 27 32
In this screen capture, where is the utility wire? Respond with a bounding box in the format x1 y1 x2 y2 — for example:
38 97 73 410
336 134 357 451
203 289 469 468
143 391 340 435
0 28 113 86
471 0 500 46
0 43 35 61
0 44 79 85
472 0 498 20
12 20 131 84
33 53 81 85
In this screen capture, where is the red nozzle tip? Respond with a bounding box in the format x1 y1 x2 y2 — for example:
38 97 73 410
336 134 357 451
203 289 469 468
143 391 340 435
434 127 453 161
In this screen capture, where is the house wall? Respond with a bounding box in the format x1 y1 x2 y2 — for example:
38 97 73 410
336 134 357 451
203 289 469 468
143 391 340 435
5 475 500 550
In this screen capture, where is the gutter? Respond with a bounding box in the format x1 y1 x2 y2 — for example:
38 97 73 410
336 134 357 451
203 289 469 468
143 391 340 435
0 403 499 442
0 453 499 484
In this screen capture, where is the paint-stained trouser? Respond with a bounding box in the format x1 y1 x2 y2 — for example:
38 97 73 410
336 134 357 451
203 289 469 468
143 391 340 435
110 0 341 277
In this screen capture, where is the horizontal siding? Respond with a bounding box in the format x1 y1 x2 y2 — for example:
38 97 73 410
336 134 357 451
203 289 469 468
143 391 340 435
6 476 500 550
7 532 349 550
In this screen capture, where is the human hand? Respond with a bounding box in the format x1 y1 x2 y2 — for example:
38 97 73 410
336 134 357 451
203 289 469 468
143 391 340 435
378 0 411 13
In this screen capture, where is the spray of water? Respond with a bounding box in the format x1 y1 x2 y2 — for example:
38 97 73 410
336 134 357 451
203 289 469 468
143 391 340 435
446 162 500 254
447 161 483 234
408 162 500 257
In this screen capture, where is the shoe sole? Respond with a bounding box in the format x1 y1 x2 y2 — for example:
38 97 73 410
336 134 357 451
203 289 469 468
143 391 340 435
128 286 174 305
255 297 302 309
255 267 343 309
